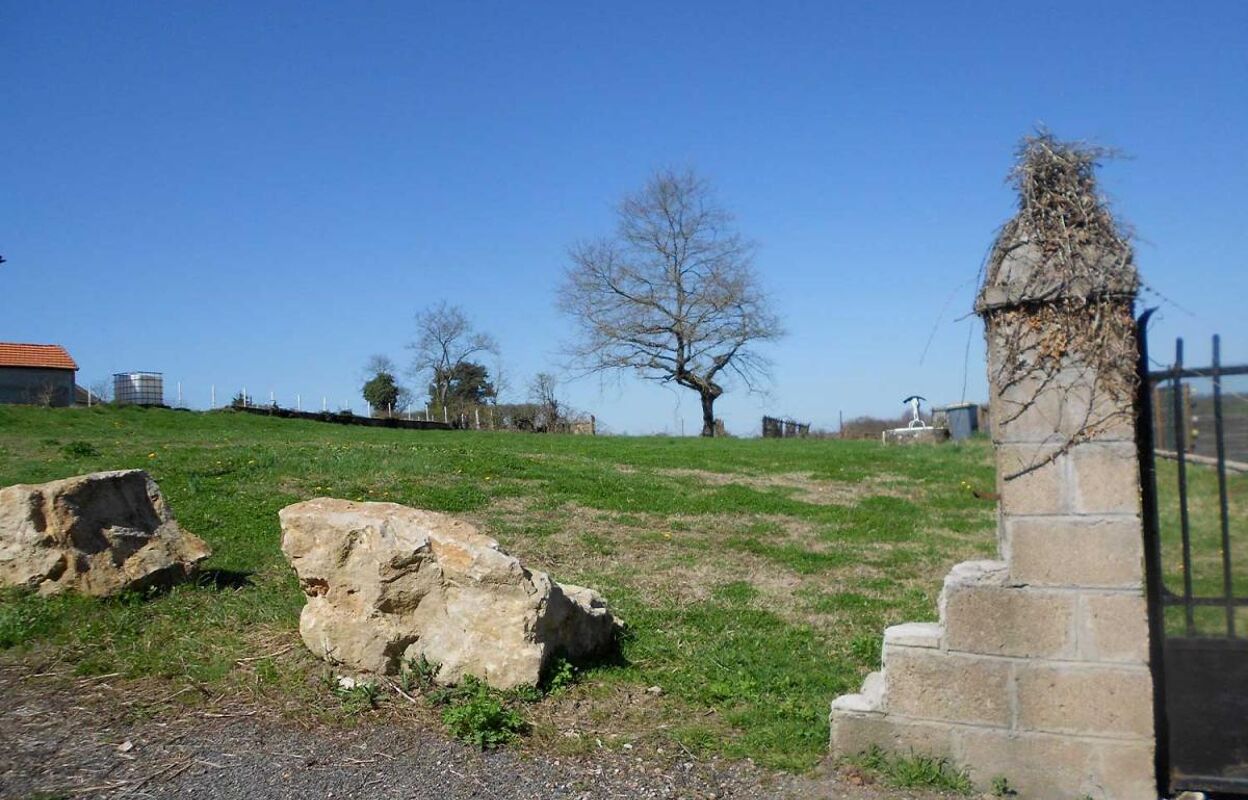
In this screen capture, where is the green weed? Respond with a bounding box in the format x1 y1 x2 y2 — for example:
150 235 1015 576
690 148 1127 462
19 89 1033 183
60 440 100 459
331 677 382 714
849 746 975 793
441 676 527 748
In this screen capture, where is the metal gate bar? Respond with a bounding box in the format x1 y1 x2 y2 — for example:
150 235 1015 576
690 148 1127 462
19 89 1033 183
1135 308 1171 796
1213 335 1236 637
1171 339 1196 634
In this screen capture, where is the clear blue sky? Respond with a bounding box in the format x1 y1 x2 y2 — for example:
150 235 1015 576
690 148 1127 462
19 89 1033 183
3 2 1245 434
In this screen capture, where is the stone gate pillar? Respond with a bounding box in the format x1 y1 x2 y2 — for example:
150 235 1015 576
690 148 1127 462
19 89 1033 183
830 140 1155 799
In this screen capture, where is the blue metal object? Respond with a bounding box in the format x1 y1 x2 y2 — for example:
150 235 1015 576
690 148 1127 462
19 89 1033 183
939 402 979 440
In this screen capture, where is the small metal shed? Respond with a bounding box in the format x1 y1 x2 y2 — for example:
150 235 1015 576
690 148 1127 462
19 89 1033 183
933 402 979 440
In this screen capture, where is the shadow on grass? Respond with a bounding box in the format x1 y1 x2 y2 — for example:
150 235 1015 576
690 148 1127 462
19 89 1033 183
195 569 254 590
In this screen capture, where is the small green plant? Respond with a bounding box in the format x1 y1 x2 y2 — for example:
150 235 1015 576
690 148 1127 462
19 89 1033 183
992 775 1018 797
848 747 974 794
507 683 543 703
543 657 577 695
441 676 527 748
399 654 440 693
60 440 99 458
331 676 381 713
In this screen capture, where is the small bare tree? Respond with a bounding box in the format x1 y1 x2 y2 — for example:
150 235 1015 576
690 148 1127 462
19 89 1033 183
559 168 784 436
88 378 113 404
407 302 498 410
529 372 562 431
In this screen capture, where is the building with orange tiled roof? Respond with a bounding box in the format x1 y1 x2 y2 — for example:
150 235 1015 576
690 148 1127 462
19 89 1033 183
0 342 79 406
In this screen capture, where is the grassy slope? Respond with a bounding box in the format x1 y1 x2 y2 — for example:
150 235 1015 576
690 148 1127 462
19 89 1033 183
0 405 999 770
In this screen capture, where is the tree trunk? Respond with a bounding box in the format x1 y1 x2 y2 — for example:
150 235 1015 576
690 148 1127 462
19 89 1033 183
700 392 717 437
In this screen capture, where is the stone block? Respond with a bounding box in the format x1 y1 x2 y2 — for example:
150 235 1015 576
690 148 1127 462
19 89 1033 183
959 729 1096 798
1015 664 1153 737
997 444 1065 516
831 671 884 713
943 584 1076 658
990 367 1135 446
1006 517 1144 589
1069 442 1141 516
1080 592 1150 664
1095 739 1159 800
884 622 942 649
881 426 950 445
829 710 958 761
884 648 1011 727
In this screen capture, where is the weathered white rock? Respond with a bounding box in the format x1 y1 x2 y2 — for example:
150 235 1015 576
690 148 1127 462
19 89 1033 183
0 470 212 596
279 498 618 690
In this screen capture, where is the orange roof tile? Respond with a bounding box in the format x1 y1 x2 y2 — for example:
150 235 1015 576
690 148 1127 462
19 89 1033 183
0 343 78 370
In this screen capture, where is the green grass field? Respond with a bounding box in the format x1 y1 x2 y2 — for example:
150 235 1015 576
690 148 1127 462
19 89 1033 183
0 404 1003 770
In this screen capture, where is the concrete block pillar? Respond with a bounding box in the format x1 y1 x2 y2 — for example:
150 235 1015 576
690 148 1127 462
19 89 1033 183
830 139 1154 799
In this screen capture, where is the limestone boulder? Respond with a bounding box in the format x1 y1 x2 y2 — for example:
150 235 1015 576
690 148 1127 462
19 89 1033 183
0 470 212 596
279 498 618 690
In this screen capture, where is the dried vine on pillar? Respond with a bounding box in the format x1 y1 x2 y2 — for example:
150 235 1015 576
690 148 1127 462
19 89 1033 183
977 132 1140 479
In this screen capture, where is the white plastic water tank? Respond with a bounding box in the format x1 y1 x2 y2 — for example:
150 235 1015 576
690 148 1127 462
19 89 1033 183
113 372 164 406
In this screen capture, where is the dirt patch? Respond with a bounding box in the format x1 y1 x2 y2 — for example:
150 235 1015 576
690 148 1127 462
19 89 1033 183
468 498 935 632
658 469 915 505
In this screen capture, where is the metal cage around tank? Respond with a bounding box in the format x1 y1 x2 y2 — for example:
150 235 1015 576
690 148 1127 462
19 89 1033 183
113 372 164 406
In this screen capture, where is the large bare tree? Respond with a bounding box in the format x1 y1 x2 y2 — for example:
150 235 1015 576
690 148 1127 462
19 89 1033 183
407 302 498 410
559 169 783 436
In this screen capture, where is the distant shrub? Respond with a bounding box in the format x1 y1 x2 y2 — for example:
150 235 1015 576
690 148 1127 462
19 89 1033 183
839 413 914 440
61 441 99 459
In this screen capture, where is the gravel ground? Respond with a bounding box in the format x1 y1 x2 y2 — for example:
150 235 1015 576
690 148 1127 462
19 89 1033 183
0 664 948 800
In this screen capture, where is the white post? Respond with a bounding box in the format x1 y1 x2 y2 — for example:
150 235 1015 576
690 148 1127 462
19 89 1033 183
211 385 216 408
87 387 93 407
443 406 448 424
296 393 301 411
243 386 247 408
177 382 182 407
475 408 480 429
270 390 275 407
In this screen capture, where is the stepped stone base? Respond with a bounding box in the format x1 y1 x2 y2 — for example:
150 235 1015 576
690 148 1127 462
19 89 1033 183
830 559 1155 799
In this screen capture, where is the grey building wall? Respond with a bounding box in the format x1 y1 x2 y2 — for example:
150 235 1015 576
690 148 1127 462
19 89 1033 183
0 367 76 407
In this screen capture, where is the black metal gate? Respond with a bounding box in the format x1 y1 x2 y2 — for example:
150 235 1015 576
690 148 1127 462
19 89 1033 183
1138 309 1248 796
